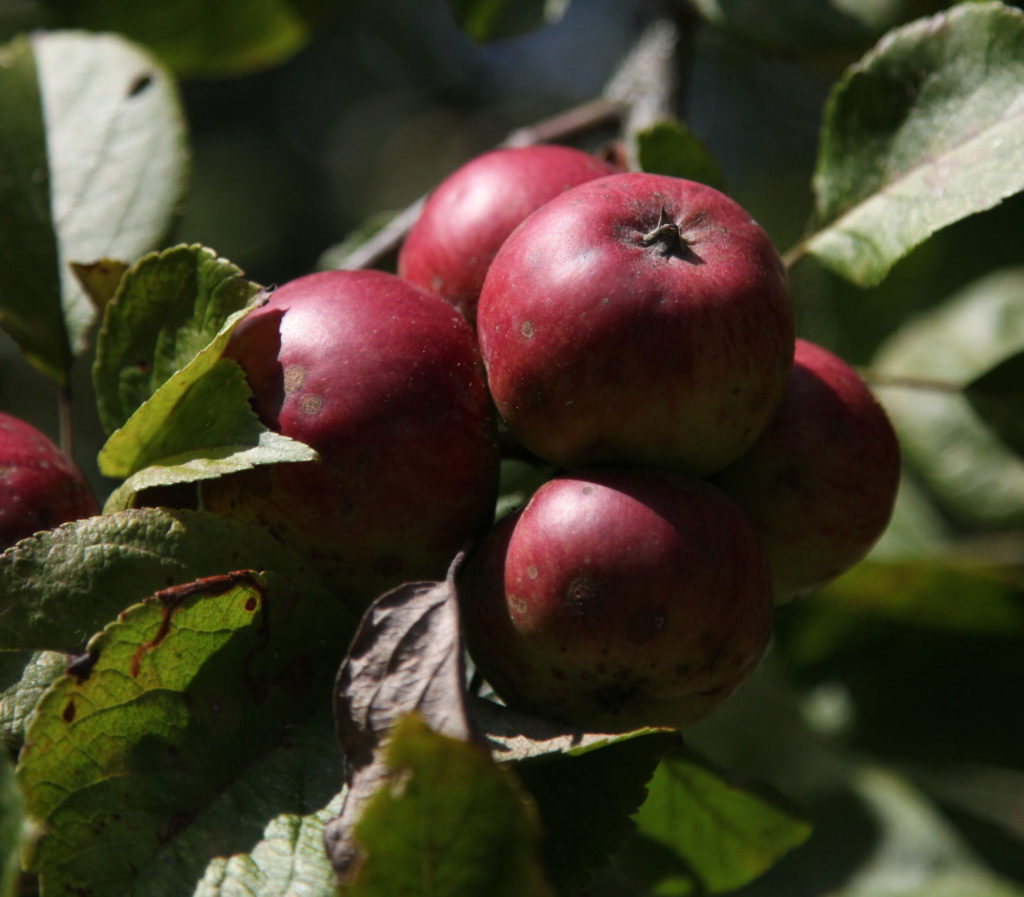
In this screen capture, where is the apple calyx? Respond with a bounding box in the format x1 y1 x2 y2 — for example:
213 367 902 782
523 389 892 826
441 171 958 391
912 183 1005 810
639 207 690 260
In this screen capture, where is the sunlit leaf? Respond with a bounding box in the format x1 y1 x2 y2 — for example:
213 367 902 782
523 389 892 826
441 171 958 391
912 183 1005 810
18 569 356 897
623 746 812 894
0 35 68 384
33 30 189 351
345 714 554 897
803 2 1024 285
196 790 344 897
98 357 317 503
93 244 264 435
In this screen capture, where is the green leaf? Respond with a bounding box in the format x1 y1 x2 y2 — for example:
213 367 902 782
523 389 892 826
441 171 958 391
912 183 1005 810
0 751 23 897
784 560 1024 669
32 30 190 352
872 267 1024 530
624 746 812 895
449 0 571 42
636 119 726 190
196 788 344 897
93 244 264 435
965 350 1024 457
42 0 332 79
346 714 554 897
98 358 317 503
18 568 356 897
0 506 341 652
0 650 67 754
514 729 678 894
804 2 1024 286
689 0 922 53
0 35 69 384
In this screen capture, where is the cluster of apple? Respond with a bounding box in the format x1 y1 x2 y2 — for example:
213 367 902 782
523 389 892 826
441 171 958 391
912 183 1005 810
0 144 900 735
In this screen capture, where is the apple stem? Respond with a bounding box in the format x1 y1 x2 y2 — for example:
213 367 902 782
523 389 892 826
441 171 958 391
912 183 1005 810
640 207 689 258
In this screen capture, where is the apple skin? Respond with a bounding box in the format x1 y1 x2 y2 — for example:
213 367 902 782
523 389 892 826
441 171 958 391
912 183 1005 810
397 145 617 327
476 171 794 476
202 269 501 607
458 469 773 732
713 338 901 602
0 413 99 550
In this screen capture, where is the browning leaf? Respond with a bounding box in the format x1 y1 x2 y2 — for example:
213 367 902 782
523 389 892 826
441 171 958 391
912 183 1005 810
323 554 481 882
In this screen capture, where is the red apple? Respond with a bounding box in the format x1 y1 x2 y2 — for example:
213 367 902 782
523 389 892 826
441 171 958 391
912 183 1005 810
476 171 794 475
202 269 501 607
0 412 99 550
397 145 617 327
458 469 773 732
713 338 901 601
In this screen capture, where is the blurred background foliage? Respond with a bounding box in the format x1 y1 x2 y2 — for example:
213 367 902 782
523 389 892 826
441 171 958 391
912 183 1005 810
1 0 1023 893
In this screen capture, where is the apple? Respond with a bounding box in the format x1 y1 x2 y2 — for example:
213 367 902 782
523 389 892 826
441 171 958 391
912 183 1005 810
713 338 901 601
202 269 501 607
476 171 794 475
0 412 99 550
397 144 617 327
458 469 773 732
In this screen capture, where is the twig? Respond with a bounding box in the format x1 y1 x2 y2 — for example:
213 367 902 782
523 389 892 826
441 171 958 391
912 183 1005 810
857 369 962 394
329 2 701 272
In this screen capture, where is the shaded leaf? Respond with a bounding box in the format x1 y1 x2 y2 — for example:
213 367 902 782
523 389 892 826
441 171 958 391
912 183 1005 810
324 560 481 882
347 714 554 897
93 243 265 435
18 568 356 897
965 350 1024 457
0 35 68 384
515 728 677 894
689 0 923 53
449 0 570 42
636 119 726 190
33 30 189 351
42 0 333 79
624 745 812 894
804 2 1024 286
98 357 316 502
872 267 1024 529
0 506 338 652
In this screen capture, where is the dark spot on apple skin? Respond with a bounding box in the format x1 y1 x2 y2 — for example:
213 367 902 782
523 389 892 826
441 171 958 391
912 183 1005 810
62 701 75 723
626 609 667 645
245 596 258 611
565 574 603 624
592 681 642 714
